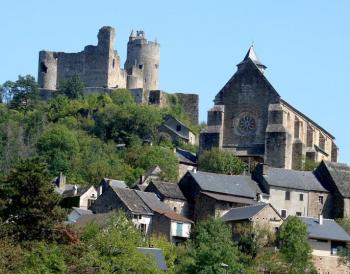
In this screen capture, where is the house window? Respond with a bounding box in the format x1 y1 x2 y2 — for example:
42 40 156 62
296 212 302 216
299 194 304 201
281 210 287 218
319 196 324 205
139 64 143 69
87 199 95 208
176 222 183 237
285 191 290 201
176 125 181 131
173 207 177 212
139 223 147 236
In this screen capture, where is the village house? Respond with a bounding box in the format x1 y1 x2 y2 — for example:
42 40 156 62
91 187 154 236
144 180 189 216
151 210 193 244
222 203 283 238
98 177 128 196
67 207 93 223
299 216 350 274
179 170 265 221
91 186 192 239
253 164 330 219
315 161 350 218
159 115 196 145
54 173 98 209
132 166 162 191
175 147 197 179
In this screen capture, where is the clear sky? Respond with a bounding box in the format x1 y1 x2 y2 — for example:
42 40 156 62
1 1 349 163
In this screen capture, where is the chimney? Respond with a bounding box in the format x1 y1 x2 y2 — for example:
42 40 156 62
139 175 145 184
58 172 66 191
319 214 323 225
73 185 78 196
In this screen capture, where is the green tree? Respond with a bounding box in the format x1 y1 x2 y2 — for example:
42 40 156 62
277 216 316 274
110 88 135 106
58 75 84 99
77 212 161 273
4 75 40 112
176 217 241 274
198 148 246 175
0 158 65 241
37 124 79 175
125 144 179 182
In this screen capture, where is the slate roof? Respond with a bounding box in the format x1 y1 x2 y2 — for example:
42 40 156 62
111 187 153 215
222 203 280 222
299 217 350 242
61 185 94 198
202 191 256 205
103 178 128 189
75 212 114 227
263 167 327 192
189 171 261 198
323 161 350 198
135 190 171 212
137 248 167 270
71 207 93 217
176 147 197 165
147 181 186 200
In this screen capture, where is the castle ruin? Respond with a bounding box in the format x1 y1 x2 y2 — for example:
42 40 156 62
38 26 198 124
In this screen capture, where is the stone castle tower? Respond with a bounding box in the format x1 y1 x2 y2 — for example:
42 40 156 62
124 30 160 91
200 46 338 169
38 26 159 91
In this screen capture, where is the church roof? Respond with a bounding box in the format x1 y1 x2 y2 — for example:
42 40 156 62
241 46 266 68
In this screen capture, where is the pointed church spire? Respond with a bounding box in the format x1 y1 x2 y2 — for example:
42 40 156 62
240 46 267 74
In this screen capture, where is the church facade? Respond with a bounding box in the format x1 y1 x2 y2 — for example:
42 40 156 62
200 47 338 169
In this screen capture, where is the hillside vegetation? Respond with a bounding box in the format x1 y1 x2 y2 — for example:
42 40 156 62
0 75 198 185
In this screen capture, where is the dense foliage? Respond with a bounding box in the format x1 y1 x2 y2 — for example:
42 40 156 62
0 75 197 185
277 216 316 274
176 217 241 274
198 148 247 175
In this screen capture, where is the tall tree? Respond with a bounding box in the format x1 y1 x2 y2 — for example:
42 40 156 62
277 216 316 274
198 148 246 175
0 158 65 241
58 75 84 99
176 217 241 274
5 75 40 112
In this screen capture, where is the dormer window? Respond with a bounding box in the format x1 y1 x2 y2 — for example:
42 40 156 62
176 125 181 132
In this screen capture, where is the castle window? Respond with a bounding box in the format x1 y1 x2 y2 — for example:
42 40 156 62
155 64 158 69
139 64 143 69
285 191 290 201
112 59 115 68
40 62 48 73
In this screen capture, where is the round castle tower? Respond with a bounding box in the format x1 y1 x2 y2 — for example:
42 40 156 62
38 51 58 90
124 30 160 91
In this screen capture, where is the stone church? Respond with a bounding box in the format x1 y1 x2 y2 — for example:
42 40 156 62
200 47 338 169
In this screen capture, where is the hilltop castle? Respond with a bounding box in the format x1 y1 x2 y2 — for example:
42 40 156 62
38 26 198 124
38 26 159 91
200 47 338 169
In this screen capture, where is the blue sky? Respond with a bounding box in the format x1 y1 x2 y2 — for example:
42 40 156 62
1 1 349 163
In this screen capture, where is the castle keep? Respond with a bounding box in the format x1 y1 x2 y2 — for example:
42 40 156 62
200 47 338 169
38 26 159 91
38 26 198 124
